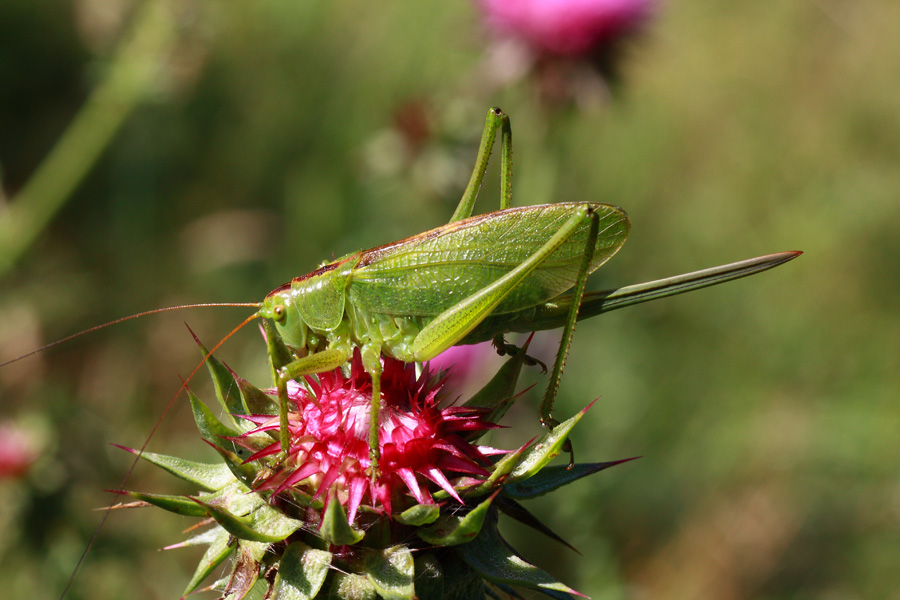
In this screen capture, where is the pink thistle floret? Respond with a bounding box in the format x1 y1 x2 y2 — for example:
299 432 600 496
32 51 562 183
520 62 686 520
478 0 654 57
238 353 503 524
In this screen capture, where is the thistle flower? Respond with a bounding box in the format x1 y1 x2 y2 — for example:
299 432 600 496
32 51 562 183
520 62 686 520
475 0 657 107
116 325 632 599
239 352 502 522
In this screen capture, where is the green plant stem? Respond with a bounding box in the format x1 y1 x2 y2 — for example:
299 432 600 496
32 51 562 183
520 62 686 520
0 0 177 278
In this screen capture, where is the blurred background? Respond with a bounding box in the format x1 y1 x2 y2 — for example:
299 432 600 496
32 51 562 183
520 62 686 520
1 0 898 598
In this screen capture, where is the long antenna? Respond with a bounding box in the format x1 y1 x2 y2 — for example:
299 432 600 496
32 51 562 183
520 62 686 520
58 311 262 600
0 303 261 368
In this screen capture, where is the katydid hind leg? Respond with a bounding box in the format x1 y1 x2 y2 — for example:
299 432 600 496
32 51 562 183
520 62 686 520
539 207 601 468
449 107 513 222
498 111 512 211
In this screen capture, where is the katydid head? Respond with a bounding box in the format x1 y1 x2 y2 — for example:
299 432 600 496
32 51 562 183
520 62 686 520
259 289 289 323
260 286 309 349
261 260 355 349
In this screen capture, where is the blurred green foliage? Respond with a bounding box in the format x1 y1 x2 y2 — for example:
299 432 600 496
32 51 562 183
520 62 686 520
1 0 898 598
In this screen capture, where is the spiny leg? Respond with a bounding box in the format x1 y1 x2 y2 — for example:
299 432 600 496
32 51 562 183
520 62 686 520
539 208 601 468
449 107 513 223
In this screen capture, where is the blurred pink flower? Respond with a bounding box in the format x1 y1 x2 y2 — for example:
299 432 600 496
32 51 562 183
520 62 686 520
0 421 38 479
427 342 496 389
478 0 654 57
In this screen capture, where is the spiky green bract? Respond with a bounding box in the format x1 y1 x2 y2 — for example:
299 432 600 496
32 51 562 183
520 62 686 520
116 332 632 599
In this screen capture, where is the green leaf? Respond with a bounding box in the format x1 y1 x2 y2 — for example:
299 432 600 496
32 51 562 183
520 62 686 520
529 586 580 600
133 481 252 520
168 526 226 548
485 585 503 599
502 459 638 499
461 443 529 499
495 496 576 553
328 572 377 600
112 444 236 490
463 341 530 437
207 442 261 488
247 501 304 541
455 518 583 598
184 479 265 519
395 503 440 526
418 493 496 547
242 539 271 561
221 540 268 600
121 490 210 517
191 496 302 543
189 389 241 448
237 374 279 415
320 495 364 546
507 405 590 483
274 542 333 600
412 554 444 600
188 390 262 485
365 545 415 600
180 527 235 596
193 331 248 420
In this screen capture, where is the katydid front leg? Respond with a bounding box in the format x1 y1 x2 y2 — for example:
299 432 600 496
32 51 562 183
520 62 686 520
271 343 387 476
271 347 350 453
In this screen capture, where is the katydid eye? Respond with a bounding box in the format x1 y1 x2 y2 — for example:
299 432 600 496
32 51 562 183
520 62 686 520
273 305 286 321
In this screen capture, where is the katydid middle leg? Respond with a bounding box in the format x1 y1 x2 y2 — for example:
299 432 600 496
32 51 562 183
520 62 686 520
359 345 384 477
